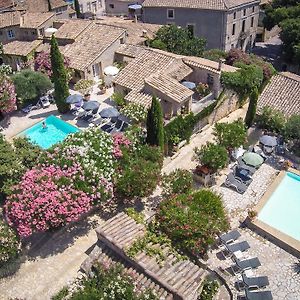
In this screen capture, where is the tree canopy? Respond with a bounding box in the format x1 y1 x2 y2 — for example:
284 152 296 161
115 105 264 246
149 25 206 57
11 70 52 107
263 0 300 63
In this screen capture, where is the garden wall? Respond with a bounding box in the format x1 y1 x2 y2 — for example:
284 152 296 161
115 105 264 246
207 89 240 124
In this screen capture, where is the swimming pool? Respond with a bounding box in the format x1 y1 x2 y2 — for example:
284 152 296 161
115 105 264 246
257 171 300 241
19 115 79 149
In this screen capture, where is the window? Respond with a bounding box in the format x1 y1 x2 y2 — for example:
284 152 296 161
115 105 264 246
187 24 195 37
87 2 91 11
233 11 236 19
109 4 114 8
32 31 36 35
7 29 14 39
120 37 124 44
0 30 2 35
243 9 246 16
92 1 97 12
98 0 102 7
251 17 254 27
39 28 44 36
242 20 245 32
252 6 255 13
167 9 174 19
79 4 83 12
207 74 214 85
231 43 234 48
232 23 236 35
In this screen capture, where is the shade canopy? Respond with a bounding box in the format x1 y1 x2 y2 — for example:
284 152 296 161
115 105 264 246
104 66 119 76
259 135 277 147
128 4 142 9
82 101 100 111
181 81 196 90
242 152 264 168
45 27 58 34
100 107 120 118
66 94 83 104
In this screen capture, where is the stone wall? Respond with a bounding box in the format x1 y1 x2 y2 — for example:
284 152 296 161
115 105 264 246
208 89 241 124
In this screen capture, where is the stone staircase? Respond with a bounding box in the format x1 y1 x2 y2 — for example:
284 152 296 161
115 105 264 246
81 212 206 300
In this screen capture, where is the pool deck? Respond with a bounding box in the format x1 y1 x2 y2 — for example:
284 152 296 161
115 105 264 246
251 168 300 258
1 87 114 140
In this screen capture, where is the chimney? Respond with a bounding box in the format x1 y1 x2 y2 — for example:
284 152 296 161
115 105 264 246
218 58 225 71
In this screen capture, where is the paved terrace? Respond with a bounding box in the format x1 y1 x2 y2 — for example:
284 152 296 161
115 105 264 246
1 86 114 139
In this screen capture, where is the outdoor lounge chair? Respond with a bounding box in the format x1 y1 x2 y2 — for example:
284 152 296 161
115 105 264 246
232 257 261 274
39 96 51 108
224 173 248 194
219 230 241 245
245 289 273 300
21 104 33 114
120 122 129 132
242 274 269 289
222 241 250 258
233 167 253 185
263 145 274 155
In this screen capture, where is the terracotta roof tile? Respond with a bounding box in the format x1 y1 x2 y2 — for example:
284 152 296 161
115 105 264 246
21 12 55 28
257 72 300 118
0 11 20 28
142 0 259 10
125 90 153 108
0 0 14 10
62 23 125 71
115 44 146 58
50 0 68 9
3 40 42 56
54 19 93 40
145 73 193 103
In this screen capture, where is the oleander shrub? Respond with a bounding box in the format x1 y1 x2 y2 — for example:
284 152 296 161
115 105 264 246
70 263 158 300
120 103 147 124
157 189 229 255
161 169 193 199
0 220 21 268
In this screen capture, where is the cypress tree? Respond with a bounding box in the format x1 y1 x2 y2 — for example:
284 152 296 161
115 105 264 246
74 0 82 19
50 35 70 113
146 96 164 150
245 87 258 128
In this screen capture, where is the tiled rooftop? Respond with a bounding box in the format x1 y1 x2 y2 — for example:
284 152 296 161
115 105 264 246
96 17 161 45
257 72 300 117
0 0 14 10
3 40 42 56
0 11 20 28
125 90 154 108
54 19 93 40
146 73 193 103
142 0 259 10
62 23 125 71
115 43 146 58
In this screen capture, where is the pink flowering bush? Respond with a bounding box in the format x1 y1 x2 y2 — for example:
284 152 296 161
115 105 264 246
0 76 17 113
34 51 72 81
112 132 131 158
5 163 113 237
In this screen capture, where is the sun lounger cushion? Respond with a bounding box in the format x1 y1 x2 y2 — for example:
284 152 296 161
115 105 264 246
242 274 269 288
236 257 261 270
219 230 241 244
245 289 273 300
226 241 250 253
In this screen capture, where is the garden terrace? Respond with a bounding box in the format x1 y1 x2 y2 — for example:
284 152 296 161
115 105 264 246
90 212 206 300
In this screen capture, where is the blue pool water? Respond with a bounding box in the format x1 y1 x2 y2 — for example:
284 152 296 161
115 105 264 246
19 115 79 149
258 172 300 241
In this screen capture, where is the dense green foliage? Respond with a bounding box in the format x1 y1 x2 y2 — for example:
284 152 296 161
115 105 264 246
263 0 300 63
73 79 94 93
115 145 163 199
194 142 228 171
245 87 259 128
149 25 206 57
157 189 229 255
256 106 286 133
221 63 264 99
111 92 126 108
146 97 164 150
0 220 20 268
161 169 193 199
202 49 226 62
11 70 52 107
199 279 219 300
213 119 247 150
50 35 70 113
69 264 157 300
285 115 300 140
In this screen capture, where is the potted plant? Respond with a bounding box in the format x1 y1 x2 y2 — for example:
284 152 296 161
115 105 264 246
98 81 106 94
170 135 181 153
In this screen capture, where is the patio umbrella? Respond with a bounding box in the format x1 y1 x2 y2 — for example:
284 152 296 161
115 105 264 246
259 135 277 147
242 152 264 168
100 107 120 118
82 101 100 111
66 94 83 104
128 4 142 9
181 81 196 90
104 66 119 76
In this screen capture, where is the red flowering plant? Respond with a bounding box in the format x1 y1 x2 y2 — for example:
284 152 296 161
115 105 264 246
5 163 113 237
34 51 73 81
0 76 17 113
156 189 229 256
